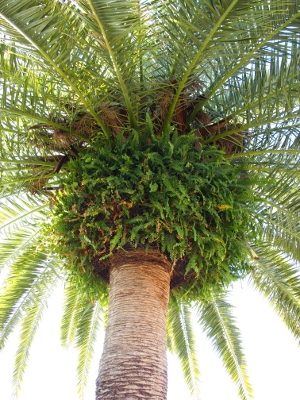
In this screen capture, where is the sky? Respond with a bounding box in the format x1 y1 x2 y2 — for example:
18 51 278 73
0 280 300 400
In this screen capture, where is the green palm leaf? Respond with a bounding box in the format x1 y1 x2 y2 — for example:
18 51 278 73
0 0 300 398
60 283 107 349
249 245 300 341
0 195 60 349
60 285 85 348
167 295 200 399
75 300 103 399
194 294 253 400
79 0 141 129
0 195 47 236
0 250 60 348
251 170 300 261
0 1 109 134
11 265 59 396
60 285 107 397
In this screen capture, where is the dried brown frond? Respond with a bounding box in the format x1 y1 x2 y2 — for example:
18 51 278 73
72 114 97 137
194 109 211 125
30 177 48 195
53 131 76 149
197 120 248 155
150 86 174 123
98 106 126 136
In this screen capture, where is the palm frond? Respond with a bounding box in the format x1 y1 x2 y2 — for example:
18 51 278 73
11 264 59 396
249 245 300 342
0 194 48 236
75 299 103 399
60 284 84 348
167 1 300 124
0 2 111 138
207 7 300 101
194 294 253 400
1 0 299 145
0 0 299 398
204 55 300 148
167 295 200 399
251 168 300 261
78 0 143 129
162 0 240 131
0 249 61 349
0 227 41 272
60 283 106 398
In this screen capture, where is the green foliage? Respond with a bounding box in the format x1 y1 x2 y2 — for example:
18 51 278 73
248 245 300 342
48 122 258 300
0 0 300 398
195 294 253 400
167 295 200 398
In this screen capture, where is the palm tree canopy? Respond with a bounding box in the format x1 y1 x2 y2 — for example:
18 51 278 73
0 0 300 399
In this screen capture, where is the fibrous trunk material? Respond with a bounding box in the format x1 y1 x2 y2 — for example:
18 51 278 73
96 248 171 399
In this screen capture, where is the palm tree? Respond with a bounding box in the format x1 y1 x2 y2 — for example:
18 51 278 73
0 0 299 399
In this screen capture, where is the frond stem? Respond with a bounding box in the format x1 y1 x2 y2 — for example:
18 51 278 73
0 12 111 139
162 0 239 133
86 0 138 131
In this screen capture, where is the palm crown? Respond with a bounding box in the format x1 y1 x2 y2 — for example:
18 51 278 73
0 1 300 399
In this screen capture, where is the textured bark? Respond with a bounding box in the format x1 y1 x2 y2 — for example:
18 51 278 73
96 248 171 399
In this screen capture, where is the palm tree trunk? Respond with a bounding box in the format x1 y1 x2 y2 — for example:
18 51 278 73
96 248 171 399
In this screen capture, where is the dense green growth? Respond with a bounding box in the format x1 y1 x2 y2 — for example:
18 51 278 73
0 1 299 398
50 121 258 300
